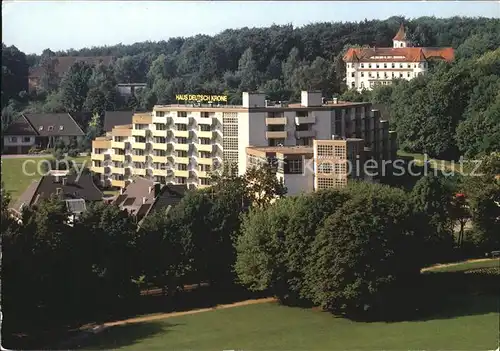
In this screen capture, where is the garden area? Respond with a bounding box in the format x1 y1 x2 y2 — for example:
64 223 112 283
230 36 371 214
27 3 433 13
73 259 500 350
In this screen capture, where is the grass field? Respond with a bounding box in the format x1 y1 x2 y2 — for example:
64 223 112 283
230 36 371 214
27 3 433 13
424 258 500 273
75 259 500 351
1 156 91 200
76 295 499 350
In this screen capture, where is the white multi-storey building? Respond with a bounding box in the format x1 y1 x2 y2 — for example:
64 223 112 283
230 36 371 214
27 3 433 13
91 91 396 190
344 24 454 91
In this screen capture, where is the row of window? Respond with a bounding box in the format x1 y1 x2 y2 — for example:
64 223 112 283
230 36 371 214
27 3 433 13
155 111 216 118
348 62 426 69
316 178 347 189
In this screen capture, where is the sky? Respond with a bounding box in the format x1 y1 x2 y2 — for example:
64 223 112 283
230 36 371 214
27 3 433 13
2 1 499 54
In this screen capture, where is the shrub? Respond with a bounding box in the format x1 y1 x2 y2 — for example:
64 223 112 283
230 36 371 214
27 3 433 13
28 147 40 154
67 149 79 158
52 148 64 160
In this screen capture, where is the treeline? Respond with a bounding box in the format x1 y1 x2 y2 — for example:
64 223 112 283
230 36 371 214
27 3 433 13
2 154 499 343
2 16 499 123
343 46 500 160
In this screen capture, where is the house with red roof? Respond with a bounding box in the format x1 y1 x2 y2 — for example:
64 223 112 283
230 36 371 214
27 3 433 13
343 24 454 91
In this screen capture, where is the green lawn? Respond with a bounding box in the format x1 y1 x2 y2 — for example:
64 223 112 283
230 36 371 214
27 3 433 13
425 258 500 273
1 156 91 201
76 295 499 351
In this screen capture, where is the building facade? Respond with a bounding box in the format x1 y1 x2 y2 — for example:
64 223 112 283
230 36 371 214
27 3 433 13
91 91 396 190
344 24 454 91
3 113 85 154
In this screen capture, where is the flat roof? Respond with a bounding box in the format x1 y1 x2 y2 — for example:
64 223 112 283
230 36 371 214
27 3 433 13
247 145 314 156
153 100 370 111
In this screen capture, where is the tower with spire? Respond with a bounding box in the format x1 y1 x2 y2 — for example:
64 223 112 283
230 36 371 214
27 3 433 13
393 23 409 48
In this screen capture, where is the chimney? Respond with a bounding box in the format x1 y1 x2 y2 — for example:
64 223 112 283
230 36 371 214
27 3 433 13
120 187 125 195
142 197 147 204
62 177 67 186
55 176 60 183
56 188 63 196
148 186 153 194
333 98 338 104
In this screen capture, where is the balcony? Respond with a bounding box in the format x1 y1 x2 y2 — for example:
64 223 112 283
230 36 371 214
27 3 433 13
265 117 287 126
295 130 316 139
152 129 168 137
198 130 212 139
111 141 125 149
151 155 167 163
110 179 126 188
266 131 287 139
91 166 104 174
174 170 189 178
198 117 212 125
173 116 188 124
134 168 146 176
153 169 171 177
197 171 210 178
198 184 211 189
197 157 213 165
134 142 146 150
111 154 125 162
176 143 189 151
153 142 168 151
132 129 147 137
173 130 189 138
131 155 146 162
295 115 316 125
111 167 125 175
197 144 212 153
175 157 189 164
92 153 106 161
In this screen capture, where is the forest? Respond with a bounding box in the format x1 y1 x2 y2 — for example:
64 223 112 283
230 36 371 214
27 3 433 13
1 15 499 158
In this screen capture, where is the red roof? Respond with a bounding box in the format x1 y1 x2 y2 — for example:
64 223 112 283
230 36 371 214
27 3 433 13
343 47 454 63
393 24 407 41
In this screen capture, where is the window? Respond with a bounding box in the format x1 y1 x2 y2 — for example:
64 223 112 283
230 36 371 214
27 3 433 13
285 159 303 174
383 63 387 68
200 112 210 118
391 63 395 68
177 112 187 118
400 73 403 78
176 177 186 184
199 138 211 145
407 72 411 77
177 137 187 144
176 124 187 131
368 64 371 68
400 63 403 68
317 178 334 189
156 111 165 117
23 137 31 143
177 150 188 157
351 72 355 77
177 164 187 171
334 146 345 157
360 63 364 68
360 72 364 77
376 64 379 68
59 125 64 131
10 137 17 142
200 151 211 158
200 178 210 185
48 126 54 131
335 163 347 174
199 125 211 132
318 162 333 173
